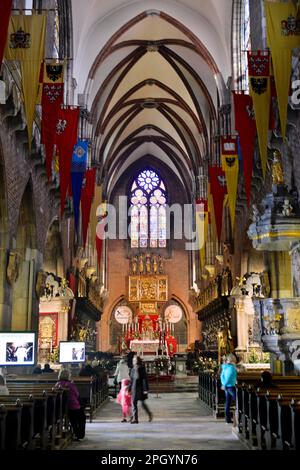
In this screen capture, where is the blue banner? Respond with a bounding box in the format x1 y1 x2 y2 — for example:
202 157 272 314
71 139 88 172
71 139 88 233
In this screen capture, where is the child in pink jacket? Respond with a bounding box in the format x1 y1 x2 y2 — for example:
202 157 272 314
116 378 132 422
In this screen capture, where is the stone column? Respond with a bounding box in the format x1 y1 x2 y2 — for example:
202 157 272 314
234 297 248 353
11 248 43 331
0 243 11 329
268 251 293 298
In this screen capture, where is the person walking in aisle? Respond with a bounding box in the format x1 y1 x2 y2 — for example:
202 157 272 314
220 353 237 424
114 356 130 391
129 356 153 424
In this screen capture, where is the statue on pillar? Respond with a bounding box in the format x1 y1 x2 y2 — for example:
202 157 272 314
146 253 151 274
131 256 138 275
158 255 164 274
153 254 158 274
139 254 144 275
272 149 284 186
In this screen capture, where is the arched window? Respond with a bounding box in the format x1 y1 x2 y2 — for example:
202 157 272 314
130 169 167 248
232 0 251 92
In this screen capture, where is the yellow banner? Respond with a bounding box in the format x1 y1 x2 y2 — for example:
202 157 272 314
90 185 103 250
221 154 239 229
196 204 208 269
207 183 216 241
5 15 46 151
265 1 300 137
249 77 270 178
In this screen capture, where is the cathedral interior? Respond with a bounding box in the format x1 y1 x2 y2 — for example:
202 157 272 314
0 0 300 455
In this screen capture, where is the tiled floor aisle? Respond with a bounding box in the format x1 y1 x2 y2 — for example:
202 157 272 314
68 393 246 450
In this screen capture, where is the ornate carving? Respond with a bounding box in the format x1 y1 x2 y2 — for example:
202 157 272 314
129 253 164 275
139 254 144 274
36 270 47 298
40 274 74 301
6 251 21 285
272 149 284 185
129 275 168 302
281 198 294 216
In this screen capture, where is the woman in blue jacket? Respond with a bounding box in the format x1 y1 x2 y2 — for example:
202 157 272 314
220 353 237 424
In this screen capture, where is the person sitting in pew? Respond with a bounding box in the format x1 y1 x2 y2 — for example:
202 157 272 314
56 368 86 441
32 364 42 374
254 371 277 389
79 360 97 377
0 373 9 395
42 363 54 373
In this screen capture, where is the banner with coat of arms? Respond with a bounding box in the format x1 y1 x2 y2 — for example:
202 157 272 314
71 139 88 233
5 15 46 151
232 92 256 208
248 50 271 178
55 106 80 215
196 198 209 269
41 61 64 180
265 1 300 139
208 166 227 241
221 136 239 229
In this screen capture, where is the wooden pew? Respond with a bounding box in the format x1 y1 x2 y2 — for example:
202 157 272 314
1 402 23 450
290 400 300 450
0 396 35 449
236 378 300 450
0 405 7 451
5 384 60 449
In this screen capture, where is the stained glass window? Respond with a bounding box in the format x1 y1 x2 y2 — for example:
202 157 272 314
130 169 167 248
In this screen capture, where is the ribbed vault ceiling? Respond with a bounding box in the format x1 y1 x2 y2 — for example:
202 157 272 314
71 0 232 196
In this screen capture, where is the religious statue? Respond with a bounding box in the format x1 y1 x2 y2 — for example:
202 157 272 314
158 255 163 274
282 199 294 217
131 256 138 275
153 254 158 274
146 254 151 274
251 204 260 223
272 149 284 186
139 254 144 275
6 251 20 285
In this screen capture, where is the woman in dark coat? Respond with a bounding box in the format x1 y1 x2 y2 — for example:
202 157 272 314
129 356 153 423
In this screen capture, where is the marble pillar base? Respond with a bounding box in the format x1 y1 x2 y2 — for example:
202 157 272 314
253 297 300 373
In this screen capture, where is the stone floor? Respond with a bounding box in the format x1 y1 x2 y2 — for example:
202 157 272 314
68 393 246 450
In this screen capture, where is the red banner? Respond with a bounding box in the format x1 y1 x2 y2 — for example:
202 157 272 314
42 62 64 180
232 92 256 207
42 83 64 180
0 0 12 65
248 50 270 77
81 168 97 246
208 166 227 241
247 51 271 178
55 107 79 215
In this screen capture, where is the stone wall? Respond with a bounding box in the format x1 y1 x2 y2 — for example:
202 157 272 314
0 72 73 330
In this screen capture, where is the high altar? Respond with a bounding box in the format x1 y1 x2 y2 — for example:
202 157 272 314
121 254 177 356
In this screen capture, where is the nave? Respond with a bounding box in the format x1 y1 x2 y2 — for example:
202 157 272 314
69 393 245 451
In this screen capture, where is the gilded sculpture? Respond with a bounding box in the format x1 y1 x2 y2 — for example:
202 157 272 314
272 149 284 186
